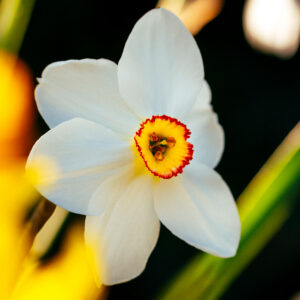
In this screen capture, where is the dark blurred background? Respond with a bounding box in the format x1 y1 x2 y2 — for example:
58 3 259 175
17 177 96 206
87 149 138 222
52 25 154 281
20 0 300 299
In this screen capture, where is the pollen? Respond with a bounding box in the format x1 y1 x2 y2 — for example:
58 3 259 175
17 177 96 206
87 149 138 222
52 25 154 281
134 115 193 179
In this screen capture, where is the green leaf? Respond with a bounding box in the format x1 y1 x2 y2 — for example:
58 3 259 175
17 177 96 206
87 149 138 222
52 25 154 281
0 0 36 53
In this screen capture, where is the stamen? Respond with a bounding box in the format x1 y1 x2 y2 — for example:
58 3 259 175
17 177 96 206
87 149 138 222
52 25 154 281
149 132 160 142
167 137 176 148
154 151 164 161
148 132 176 161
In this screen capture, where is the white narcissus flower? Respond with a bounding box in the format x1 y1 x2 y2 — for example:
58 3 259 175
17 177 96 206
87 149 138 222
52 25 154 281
27 8 241 285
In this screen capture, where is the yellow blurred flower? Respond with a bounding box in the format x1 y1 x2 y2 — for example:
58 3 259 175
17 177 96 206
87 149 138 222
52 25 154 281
0 162 38 299
0 50 34 158
0 162 103 299
0 49 102 299
11 224 103 300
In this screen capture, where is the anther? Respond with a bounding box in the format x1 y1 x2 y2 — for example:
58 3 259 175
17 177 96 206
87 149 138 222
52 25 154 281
150 132 160 142
167 137 176 148
154 151 164 161
148 132 176 161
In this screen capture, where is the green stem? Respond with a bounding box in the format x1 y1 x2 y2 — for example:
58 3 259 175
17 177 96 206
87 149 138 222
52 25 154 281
0 0 36 53
157 123 300 300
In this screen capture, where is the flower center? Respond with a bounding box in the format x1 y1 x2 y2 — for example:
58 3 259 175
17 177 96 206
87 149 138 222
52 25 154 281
149 132 176 161
134 115 193 179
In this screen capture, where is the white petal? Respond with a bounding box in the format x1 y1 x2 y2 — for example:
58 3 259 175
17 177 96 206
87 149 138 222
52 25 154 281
87 164 135 215
183 109 224 168
26 118 133 215
118 8 204 118
192 80 212 111
85 175 160 285
154 161 240 257
36 59 140 137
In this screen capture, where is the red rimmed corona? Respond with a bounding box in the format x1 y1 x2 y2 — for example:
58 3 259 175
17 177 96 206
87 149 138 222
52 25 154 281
134 115 194 179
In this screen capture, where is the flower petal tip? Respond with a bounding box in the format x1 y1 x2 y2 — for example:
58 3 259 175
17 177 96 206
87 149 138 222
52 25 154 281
101 265 147 286
217 222 241 258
